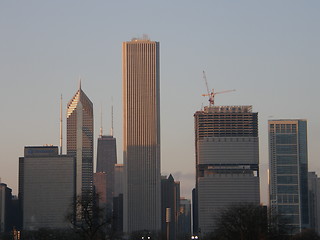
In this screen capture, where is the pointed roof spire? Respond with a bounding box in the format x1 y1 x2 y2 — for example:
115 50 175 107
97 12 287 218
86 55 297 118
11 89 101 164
79 77 82 90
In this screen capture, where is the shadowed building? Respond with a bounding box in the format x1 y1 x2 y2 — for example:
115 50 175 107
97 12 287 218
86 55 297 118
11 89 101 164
19 146 75 230
269 119 309 233
67 83 94 196
93 172 107 212
194 105 260 234
178 198 191 238
123 37 161 233
0 183 12 233
161 175 180 240
308 172 320 234
96 135 117 213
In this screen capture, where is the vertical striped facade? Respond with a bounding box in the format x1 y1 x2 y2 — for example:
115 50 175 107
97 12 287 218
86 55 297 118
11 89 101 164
122 39 161 233
67 85 94 197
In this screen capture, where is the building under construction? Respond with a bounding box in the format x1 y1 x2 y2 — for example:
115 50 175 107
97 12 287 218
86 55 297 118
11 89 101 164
194 105 260 234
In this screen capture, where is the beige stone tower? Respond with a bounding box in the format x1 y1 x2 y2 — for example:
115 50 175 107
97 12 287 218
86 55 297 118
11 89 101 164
123 37 161 233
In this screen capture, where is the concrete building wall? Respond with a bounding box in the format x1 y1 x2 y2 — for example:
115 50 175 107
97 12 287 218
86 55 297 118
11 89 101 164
198 137 259 165
198 175 260 234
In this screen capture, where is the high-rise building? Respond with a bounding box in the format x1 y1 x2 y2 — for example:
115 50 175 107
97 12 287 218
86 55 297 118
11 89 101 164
269 119 309 233
114 164 124 198
0 183 12 233
194 105 260 234
308 172 320 234
19 146 75 230
178 198 191 239
113 164 124 232
122 37 161 232
96 135 117 212
93 172 108 211
67 83 94 196
161 175 180 240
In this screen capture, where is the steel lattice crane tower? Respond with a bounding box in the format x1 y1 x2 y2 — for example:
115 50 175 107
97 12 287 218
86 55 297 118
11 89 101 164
201 70 236 106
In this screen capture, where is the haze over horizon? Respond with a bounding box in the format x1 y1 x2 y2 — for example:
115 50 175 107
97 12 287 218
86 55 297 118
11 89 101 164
1 1 320 205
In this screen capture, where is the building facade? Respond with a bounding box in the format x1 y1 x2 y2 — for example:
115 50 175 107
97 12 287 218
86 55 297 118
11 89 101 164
67 84 94 196
123 38 161 232
93 172 108 212
114 164 124 198
96 135 117 213
161 175 180 240
19 146 75 230
308 172 320 234
269 119 309 232
194 105 260 234
0 183 12 233
178 198 191 239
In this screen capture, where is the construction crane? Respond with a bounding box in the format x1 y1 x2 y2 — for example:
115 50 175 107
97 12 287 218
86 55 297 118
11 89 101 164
202 70 236 106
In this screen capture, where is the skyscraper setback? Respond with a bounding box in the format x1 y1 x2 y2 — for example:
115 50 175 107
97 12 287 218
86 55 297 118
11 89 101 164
122 38 161 232
194 105 260 234
67 83 94 196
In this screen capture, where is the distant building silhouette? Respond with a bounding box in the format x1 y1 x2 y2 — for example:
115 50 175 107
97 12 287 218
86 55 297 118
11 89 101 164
19 146 75 230
67 83 94 197
194 105 260 234
269 119 309 233
113 164 124 232
0 182 13 233
178 198 191 238
308 172 320 234
161 175 180 240
123 38 161 233
96 135 117 213
93 172 108 213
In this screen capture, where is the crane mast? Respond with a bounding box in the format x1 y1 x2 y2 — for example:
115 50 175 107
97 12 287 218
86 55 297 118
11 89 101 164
201 71 236 106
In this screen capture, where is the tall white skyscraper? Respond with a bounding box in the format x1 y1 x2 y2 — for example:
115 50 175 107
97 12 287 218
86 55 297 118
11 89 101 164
122 37 161 233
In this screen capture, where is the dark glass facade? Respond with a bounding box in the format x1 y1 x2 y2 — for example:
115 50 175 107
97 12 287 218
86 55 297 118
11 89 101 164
269 120 309 232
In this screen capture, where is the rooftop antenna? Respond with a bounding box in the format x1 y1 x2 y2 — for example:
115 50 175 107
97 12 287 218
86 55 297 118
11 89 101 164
59 94 63 155
99 103 103 137
110 97 114 136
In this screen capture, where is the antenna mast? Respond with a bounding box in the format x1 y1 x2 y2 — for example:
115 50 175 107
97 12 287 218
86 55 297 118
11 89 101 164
110 97 114 136
99 103 103 137
59 94 63 155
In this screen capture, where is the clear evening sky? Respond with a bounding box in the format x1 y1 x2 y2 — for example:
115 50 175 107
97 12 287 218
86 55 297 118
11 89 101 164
0 1 319 204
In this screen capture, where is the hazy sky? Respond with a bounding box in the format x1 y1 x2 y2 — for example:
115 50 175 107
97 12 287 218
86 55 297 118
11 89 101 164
0 1 319 204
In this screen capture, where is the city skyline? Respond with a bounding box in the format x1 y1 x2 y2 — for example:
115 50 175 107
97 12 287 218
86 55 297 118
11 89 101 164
0 1 320 205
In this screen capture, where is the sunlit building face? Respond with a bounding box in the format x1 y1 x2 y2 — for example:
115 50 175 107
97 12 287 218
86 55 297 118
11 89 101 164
67 84 94 196
122 38 161 232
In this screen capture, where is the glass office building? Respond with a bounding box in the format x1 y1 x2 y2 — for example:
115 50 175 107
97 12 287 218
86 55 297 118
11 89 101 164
269 120 309 232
